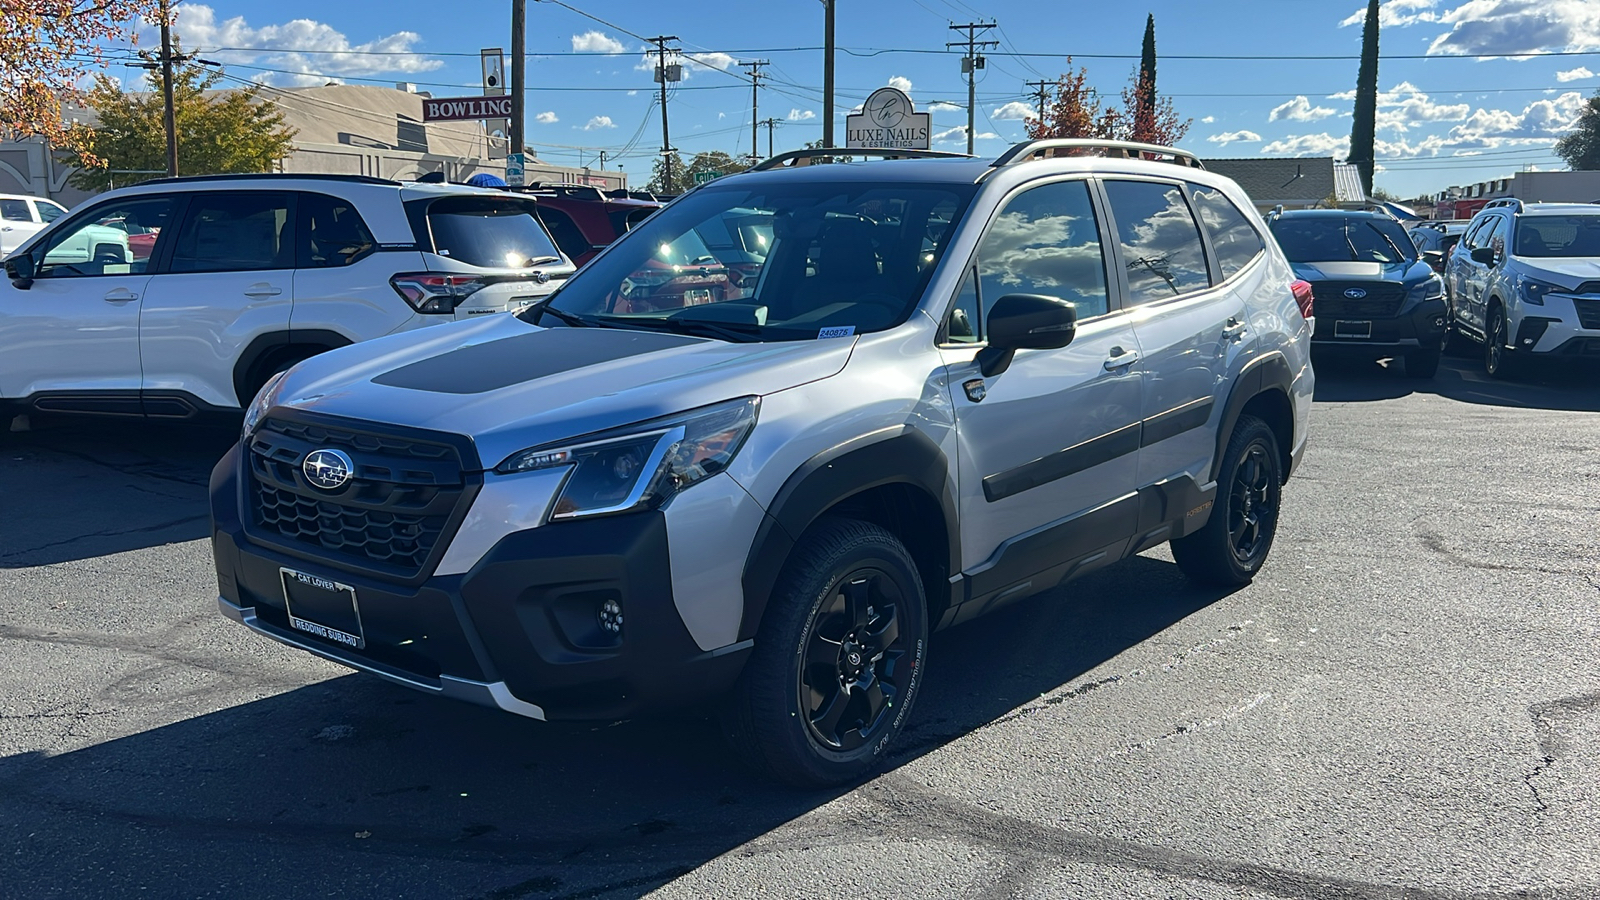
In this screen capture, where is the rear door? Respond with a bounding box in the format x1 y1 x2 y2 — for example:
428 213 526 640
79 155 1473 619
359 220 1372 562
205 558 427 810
138 191 296 408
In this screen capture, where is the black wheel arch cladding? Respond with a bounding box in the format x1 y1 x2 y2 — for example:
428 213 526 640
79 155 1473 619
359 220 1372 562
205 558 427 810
739 426 959 643
233 329 354 406
1213 351 1295 485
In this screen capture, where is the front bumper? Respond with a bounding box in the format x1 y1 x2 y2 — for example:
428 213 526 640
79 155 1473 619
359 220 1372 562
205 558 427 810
211 443 751 720
1513 294 1600 356
1310 298 1447 353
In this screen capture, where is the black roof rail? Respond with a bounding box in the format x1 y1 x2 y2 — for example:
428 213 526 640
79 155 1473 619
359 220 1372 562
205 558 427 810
1482 197 1522 212
749 147 972 172
989 139 1205 170
131 172 400 188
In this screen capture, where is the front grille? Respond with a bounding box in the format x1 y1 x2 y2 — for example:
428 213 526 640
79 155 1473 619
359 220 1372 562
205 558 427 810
1311 281 1406 319
246 416 471 578
1574 299 1600 330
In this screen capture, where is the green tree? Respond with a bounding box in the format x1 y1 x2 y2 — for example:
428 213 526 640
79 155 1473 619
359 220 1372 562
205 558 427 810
1349 0 1380 196
72 56 296 191
1555 91 1600 170
1133 14 1157 140
647 151 686 193
648 149 750 193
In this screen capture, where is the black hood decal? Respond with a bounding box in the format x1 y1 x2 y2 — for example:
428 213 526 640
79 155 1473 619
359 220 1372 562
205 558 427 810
371 328 705 395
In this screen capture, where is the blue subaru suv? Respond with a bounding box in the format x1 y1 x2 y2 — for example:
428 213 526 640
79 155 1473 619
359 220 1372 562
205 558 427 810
1267 209 1447 378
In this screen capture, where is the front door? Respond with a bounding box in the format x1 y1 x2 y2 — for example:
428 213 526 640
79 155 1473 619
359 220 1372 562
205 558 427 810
940 179 1143 579
0 196 177 409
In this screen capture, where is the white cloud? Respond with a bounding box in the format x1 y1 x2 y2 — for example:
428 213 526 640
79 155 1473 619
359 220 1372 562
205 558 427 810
1339 0 1440 28
1201 115 1216 124
1260 90 1584 160
932 125 998 144
535 111 558 124
1206 130 1263 145
634 49 735 81
1269 96 1336 122
888 75 913 94
928 101 963 113
991 101 1037 121
787 108 816 121
1425 0 1600 56
717 111 726 120
581 115 616 131
1557 66 1595 81
686 51 736 74
158 4 442 87
571 31 624 54
1260 133 1350 157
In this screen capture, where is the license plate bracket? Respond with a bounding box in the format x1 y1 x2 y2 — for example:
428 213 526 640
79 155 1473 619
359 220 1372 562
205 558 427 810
281 567 365 649
1334 319 1372 339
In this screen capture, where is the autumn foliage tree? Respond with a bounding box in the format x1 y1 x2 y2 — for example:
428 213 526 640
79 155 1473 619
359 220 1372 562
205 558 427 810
0 0 158 162
1025 58 1189 147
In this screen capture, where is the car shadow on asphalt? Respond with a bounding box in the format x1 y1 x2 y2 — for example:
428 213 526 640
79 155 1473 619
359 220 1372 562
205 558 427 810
1311 352 1600 412
0 552 1235 899
0 417 235 568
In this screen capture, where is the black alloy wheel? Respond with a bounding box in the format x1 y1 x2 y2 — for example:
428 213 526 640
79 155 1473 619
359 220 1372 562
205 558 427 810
724 517 927 787
1170 414 1283 587
1485 305 1516 379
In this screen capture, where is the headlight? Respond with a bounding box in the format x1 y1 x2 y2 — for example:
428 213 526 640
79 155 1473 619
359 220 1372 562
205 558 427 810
242 371 289 439
1515 274 1565 306
495 397 760 520
1409 275 1444 303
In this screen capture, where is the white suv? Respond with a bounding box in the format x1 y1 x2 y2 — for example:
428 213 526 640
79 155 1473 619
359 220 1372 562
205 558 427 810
0 193 69 258
0 174 573 422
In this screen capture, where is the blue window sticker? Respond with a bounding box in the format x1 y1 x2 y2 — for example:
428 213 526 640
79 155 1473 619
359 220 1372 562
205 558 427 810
817 325 856 339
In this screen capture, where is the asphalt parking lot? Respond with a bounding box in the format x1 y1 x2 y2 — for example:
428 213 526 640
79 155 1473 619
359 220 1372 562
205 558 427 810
2 353 1599 900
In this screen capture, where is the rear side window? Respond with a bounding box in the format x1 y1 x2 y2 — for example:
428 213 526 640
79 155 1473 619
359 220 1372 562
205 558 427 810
1102 180 1212 305
1 199 30 222
36 201 65 223
170 192 295 273
423 197 563 268
299 193 376 268
1187 183 1264 279
534 207 592 261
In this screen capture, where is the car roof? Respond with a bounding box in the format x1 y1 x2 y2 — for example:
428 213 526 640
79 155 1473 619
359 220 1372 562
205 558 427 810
1517 202 1600 216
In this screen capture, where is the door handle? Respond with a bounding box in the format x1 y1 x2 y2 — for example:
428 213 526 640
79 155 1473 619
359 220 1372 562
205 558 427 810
1222 317 1248 341
1104 347 1140 371
103 288 139 303
244 283 283 298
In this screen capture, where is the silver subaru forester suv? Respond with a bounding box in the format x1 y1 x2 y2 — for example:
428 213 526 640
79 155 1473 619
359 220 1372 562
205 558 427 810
211 140 1314 786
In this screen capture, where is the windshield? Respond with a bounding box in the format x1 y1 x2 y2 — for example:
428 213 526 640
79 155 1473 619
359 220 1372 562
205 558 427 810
1514 215 1600 258
421 196 563 269
1270 217 1417 264
524 180 977 342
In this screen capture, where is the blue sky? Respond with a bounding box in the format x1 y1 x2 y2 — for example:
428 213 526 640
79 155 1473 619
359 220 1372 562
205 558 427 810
117 0 1600 197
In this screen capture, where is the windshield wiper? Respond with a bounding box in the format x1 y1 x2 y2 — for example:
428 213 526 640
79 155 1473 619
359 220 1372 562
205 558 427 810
523 256 562 267
591 314 762 343
1342 224 1362 261
524 297 590 328
1362 222 1411 263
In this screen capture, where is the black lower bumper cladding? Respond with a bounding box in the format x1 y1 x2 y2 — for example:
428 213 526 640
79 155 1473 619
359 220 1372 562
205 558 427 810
211 443 750 721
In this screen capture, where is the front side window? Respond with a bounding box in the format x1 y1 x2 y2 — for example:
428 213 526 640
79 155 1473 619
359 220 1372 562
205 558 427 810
527 180 976 342
1513 215 1600 258
1464 215 1499 251
1187 182 1264 279
36 197 176 278
1268 216 1417 265
1103 180 1212 305
300 193 375 268
35 201 65 223
1 199 30 222
973 179 1110 321
425 196 563 269
170 192 294 273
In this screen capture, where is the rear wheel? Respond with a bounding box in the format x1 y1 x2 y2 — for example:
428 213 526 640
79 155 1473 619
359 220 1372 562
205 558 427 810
1170 415 1283 587
723 518 927 787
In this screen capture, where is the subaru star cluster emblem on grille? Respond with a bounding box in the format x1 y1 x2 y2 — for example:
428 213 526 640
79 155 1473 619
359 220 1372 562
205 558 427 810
302 448 355 490
1344 287 1368 299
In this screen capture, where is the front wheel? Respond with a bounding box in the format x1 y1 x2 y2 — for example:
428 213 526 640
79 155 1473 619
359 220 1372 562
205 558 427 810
1484 306 1518 379
723 518 928 787
1170 415 1283 587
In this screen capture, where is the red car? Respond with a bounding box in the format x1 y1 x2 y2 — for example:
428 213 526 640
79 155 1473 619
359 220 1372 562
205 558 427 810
523 185 659 267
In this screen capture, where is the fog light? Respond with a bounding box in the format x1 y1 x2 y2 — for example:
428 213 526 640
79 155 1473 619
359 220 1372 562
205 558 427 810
598 598 624 635
1434 317 1445 328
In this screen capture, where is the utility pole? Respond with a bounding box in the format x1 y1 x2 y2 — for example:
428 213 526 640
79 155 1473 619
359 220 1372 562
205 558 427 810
947 21 998 155
822 0 835 147
159 0 177 176
760 117 780 157
1025 79 1052 129
650 36 680 191
740 59 768 164
510 0 526 159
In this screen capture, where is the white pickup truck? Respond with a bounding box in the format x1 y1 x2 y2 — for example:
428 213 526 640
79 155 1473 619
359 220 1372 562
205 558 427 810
0 194 70 259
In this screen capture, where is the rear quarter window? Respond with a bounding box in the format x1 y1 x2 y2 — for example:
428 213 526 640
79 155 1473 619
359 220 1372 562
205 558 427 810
1187 182 1265 279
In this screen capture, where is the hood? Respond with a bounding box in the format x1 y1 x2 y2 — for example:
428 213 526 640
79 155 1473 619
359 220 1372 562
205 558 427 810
1517 258 1600 288
272 314 856 469
1290 259 1433 284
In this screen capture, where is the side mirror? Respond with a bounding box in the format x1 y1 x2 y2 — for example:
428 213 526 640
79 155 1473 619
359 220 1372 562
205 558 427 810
1422 250 1445 273
1470 246 1496 265
5 253 34 289
976 293 1077 377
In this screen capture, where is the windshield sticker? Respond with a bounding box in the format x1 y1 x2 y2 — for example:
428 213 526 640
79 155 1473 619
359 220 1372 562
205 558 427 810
817 326 856 339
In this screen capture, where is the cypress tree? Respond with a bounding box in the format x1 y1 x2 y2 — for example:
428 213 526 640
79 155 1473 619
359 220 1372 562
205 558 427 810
1137 14 1157 135
1350 0 1380 196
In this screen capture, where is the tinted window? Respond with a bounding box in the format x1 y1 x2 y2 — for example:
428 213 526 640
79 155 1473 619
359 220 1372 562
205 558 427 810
36 198 175 278
534 207 591 261
1513 215 1600 258
1464 215 1498 251
1 199 30 222
975 180 1109 319
1187 182 1264 279
300 193 375 268
170 192 294 273
944 265 982 343
1103 180 1211 305
36 201 65 223
1268 216 1416 264
427 197 562 268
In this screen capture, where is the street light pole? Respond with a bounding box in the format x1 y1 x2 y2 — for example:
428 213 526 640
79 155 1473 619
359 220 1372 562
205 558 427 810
160 0 177 177
822 0 835 147
740 59 768 164
510 0 526 159
650 36 679 191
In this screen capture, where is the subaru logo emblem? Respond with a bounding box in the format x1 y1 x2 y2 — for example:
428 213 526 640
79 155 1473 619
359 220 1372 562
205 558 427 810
1344 288 1368 299
534 271 550 284
302 449 354 491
